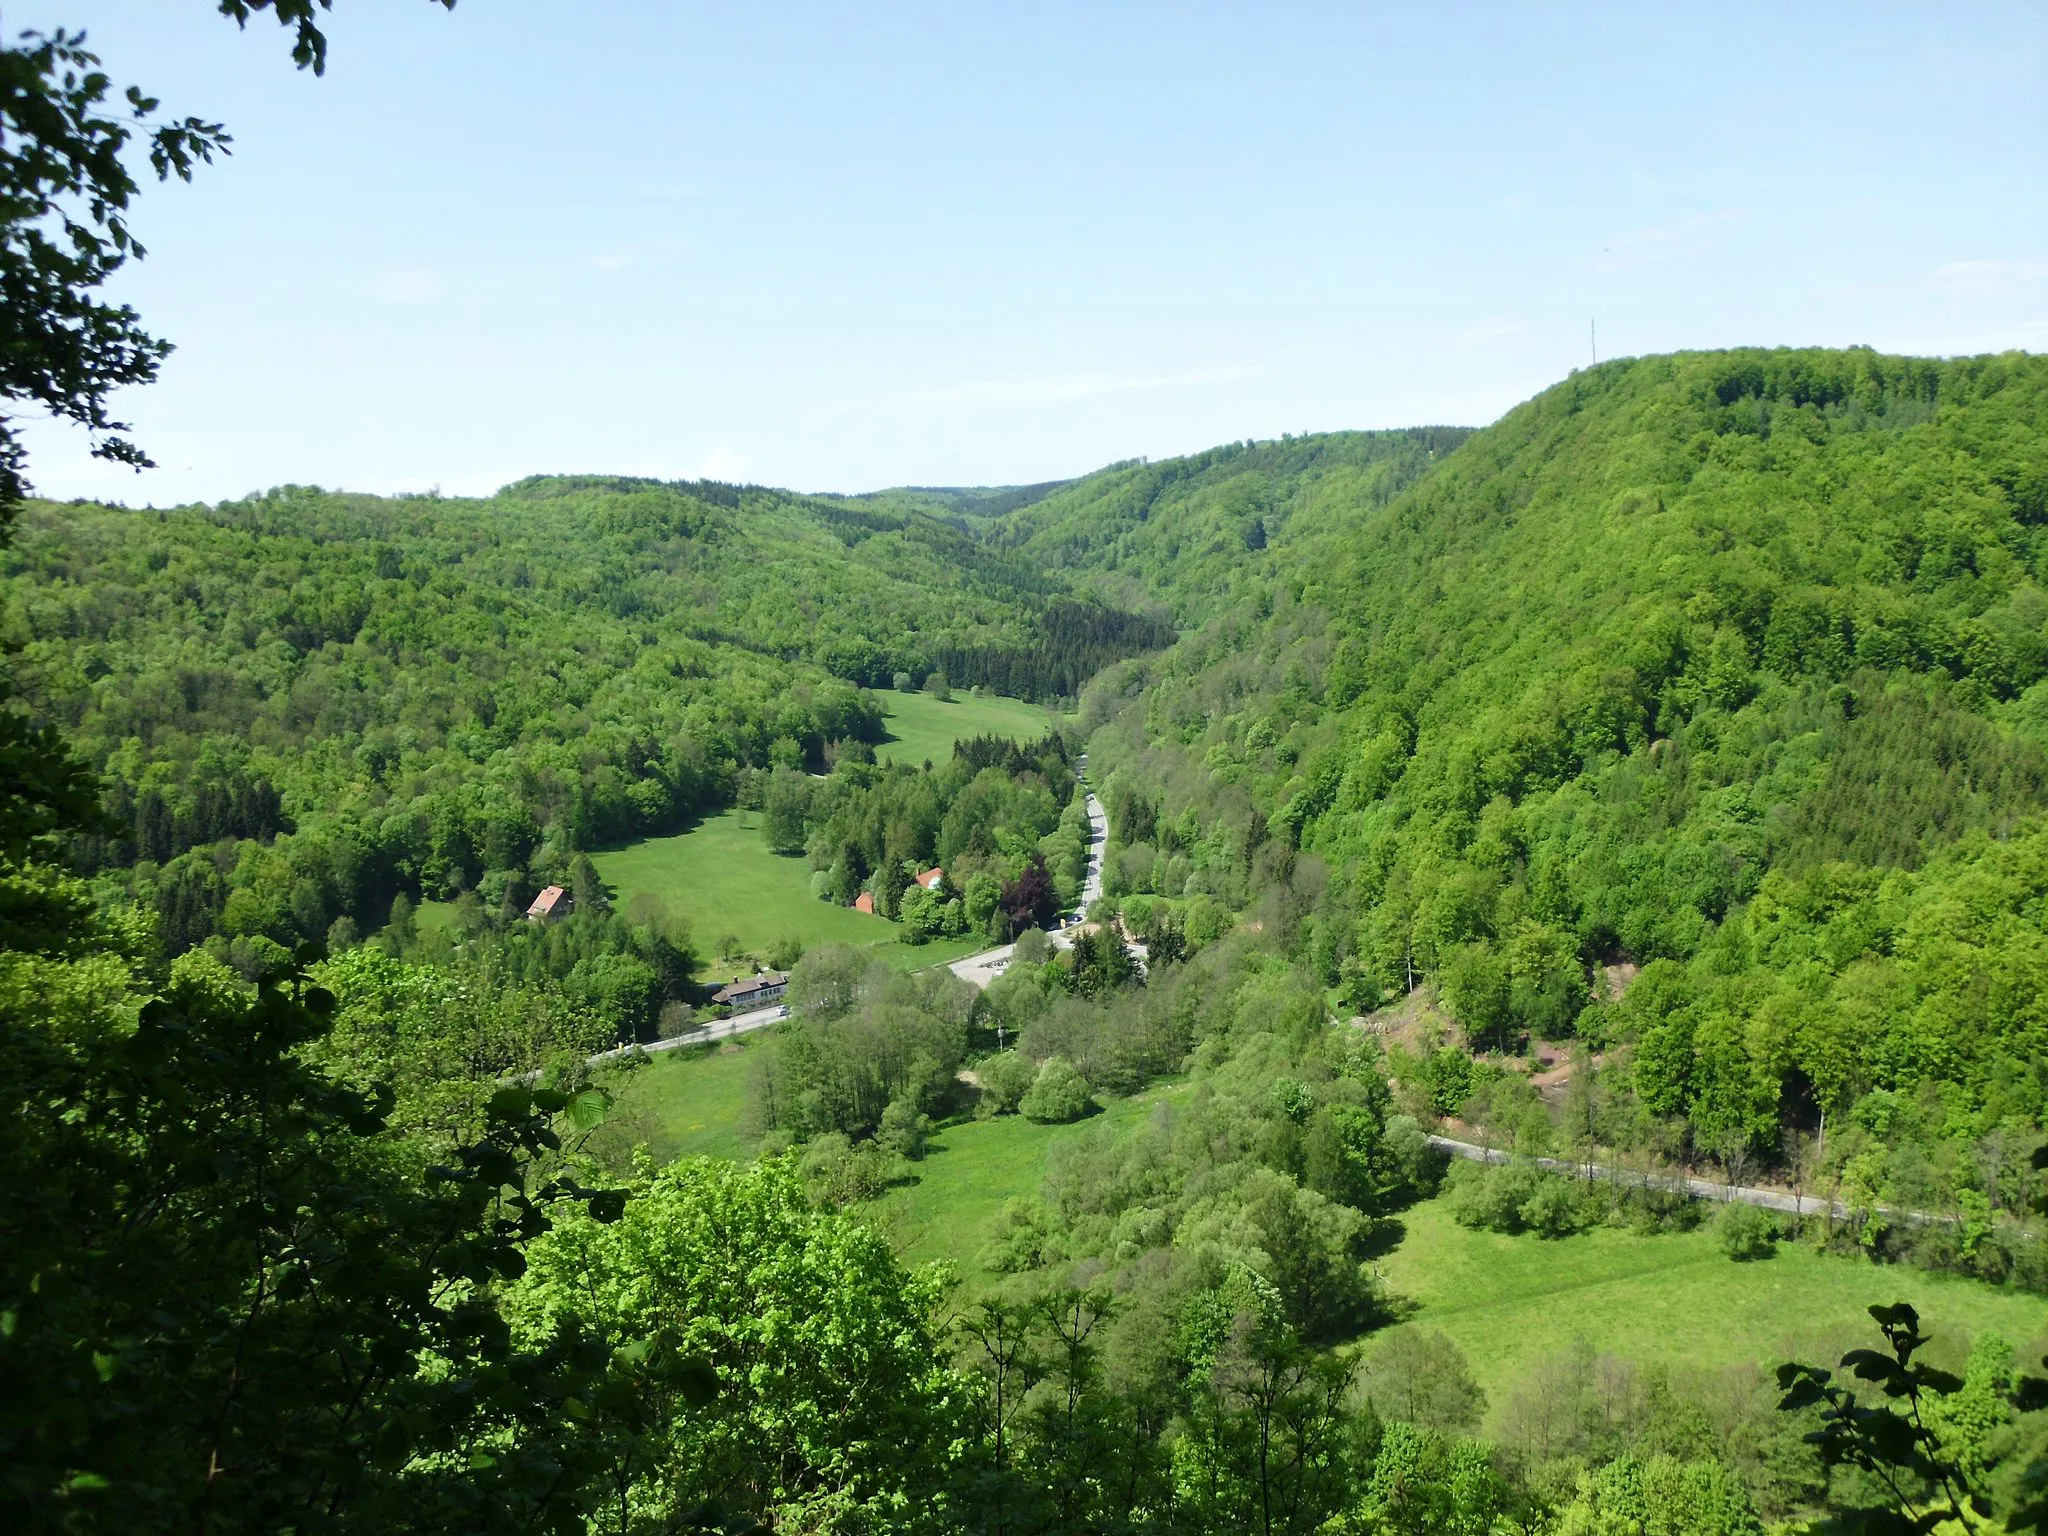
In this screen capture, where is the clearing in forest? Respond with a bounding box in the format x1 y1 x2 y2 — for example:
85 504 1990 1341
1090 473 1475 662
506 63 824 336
874 690 1056 765
590 692 1054 971
593 808 930 967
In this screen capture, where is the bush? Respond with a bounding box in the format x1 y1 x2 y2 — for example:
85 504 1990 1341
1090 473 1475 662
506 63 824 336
1717 1199 1778 1260
877 1097 930 1160
1445 1159 1581 1236
1019 1056 1093 1123
1518 1174 1581 1238
975 1051 1035 1117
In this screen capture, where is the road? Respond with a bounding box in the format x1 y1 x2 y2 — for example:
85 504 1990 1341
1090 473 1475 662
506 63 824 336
586 1000 788 1065
947 757 1107 990
1430 1134 1862 1220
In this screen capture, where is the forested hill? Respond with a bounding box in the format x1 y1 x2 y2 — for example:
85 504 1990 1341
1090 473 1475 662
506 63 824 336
1084 346 2048 1178
0 473 1171 958
967 427 1476 623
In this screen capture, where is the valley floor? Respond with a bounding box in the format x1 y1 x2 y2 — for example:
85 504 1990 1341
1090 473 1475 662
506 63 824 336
604 1044 2048 1435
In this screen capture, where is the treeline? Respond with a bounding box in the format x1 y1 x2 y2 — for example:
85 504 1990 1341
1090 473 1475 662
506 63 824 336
749 731 1092 942
1078 347 2048 1272
983 427 1476 624
930 600 1179 702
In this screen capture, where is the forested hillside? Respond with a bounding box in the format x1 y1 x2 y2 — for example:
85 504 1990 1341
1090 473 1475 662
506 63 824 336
1082 347 2048 1250
0 475 1169 963
976 427 1475 622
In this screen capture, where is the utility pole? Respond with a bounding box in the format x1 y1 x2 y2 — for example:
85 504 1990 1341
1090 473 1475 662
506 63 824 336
1591 318 1598 365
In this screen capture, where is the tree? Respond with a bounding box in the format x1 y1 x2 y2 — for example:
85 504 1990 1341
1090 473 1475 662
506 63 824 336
761 764 812 854
0 940 645 1532
0 4 458 521
1358 1327 1487 1434
511 1158 962 1531
1000 855 1059 937
1019 1056 1093 1123
1775 1302 2045 1533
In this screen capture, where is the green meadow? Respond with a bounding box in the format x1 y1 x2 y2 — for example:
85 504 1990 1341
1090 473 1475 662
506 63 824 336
878 1083 1195 1281
1372 1195 2048 1416
593 807 896 958
603 1038 764 1163
874 689 1055 766
606 1035 2048 1416
591 691 1053 974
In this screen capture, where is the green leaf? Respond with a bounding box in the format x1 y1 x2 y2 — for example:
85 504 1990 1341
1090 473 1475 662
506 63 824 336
567 1087 612 1131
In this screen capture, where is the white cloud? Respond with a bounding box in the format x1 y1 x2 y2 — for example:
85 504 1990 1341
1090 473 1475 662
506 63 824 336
1458 318 1524 346
695 446 752 481
589 235 693 273
1933 258 2048 284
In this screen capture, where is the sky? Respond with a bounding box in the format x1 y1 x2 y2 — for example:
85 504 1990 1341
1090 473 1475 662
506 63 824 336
14 0 2048 504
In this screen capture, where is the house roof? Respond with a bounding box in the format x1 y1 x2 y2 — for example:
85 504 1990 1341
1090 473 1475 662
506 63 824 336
915 867 944 889
526 885 570 917
712 971 788 1005
853 891 875 913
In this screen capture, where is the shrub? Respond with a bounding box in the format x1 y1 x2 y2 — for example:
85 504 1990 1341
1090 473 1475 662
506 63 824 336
1019 1056 1093 1123
975 1051 1035 1117
977 1197 1057 1272
877 1097 930 1160
1717 1199 1778 1261
1517 1174 1581 1238
1445 1159 1582 1236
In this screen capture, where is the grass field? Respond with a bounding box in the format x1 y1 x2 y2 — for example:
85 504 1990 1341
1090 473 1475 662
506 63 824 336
1375 1196 2048 1416
875 690 1055 766
878 1082 1194 1282
595 808 892 953
588 692 1052 975
603 1038 763 1163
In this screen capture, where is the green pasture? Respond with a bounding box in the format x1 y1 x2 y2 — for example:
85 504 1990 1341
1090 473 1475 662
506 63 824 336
604 1039 763 1164
875 690 1055 766
878 1082 1194 1283
594 808 912 969
1375 1196 2048 1420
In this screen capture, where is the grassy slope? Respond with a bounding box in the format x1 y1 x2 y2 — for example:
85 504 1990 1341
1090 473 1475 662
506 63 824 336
1376 1197 2048 1416
605 1040 763 1162
874 690 1056 765
878 1084 1194 1283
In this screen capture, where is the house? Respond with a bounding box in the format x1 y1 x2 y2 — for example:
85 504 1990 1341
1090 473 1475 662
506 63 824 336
914 867 945 890
712 971 788 1009
526 884 572 923
853 891 875 914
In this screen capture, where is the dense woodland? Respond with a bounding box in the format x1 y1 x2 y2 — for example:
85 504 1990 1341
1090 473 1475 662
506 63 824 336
7 90 2048 1525
1079 349 2048 1271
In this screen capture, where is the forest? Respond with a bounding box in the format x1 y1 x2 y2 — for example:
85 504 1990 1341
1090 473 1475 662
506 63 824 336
6 16 2048 1528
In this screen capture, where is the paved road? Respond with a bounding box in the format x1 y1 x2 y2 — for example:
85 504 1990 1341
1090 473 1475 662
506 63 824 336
587 1001 788 1066
1430 1134 1863 1220
948 758 1108 991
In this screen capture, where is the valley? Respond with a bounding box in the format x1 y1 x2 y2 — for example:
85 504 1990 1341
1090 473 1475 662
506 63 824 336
14 346 2048 1532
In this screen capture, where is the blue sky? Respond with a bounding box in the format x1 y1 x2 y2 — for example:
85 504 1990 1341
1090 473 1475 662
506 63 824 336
18 0 2048 503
